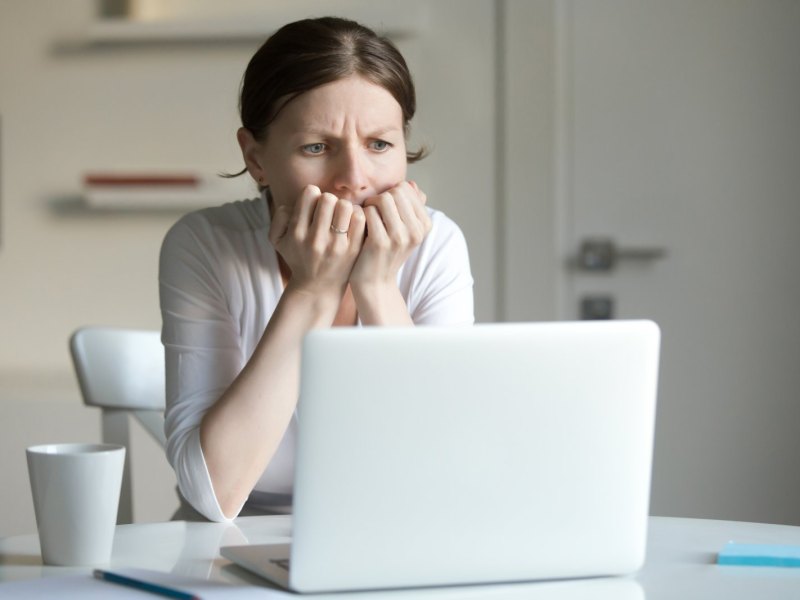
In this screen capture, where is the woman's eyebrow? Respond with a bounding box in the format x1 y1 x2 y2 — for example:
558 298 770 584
368 126 403 137
292 126 402 137
293 128 330 136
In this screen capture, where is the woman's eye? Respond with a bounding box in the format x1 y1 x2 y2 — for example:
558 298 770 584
302 143 326 155
369 140 392 152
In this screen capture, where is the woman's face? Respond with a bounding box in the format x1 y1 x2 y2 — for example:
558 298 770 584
240 75 408 209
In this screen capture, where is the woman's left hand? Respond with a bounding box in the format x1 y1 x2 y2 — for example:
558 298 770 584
349 180 432 290
347 181 431 326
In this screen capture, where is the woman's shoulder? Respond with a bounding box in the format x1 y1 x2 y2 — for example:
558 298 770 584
169 196 267 237
161 196 269 253
423 206 468 247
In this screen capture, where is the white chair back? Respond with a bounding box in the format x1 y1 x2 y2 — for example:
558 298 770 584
69 327 166 524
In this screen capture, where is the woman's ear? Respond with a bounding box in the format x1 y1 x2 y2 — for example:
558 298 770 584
237 127 267 186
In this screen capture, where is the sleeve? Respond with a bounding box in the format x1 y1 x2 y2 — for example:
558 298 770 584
158 215 244 523
405 210 475 326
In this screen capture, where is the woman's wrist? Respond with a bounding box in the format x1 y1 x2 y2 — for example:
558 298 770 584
351 281 413 326
279 281 344 328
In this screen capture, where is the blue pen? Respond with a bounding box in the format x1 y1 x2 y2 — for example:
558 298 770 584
93 569 201 600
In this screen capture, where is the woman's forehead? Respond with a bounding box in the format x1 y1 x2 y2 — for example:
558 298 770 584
272 76 403 134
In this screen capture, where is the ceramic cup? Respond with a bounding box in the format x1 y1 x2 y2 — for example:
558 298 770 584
26 443 125 566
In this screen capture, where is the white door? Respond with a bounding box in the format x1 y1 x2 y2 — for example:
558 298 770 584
561 0 800 524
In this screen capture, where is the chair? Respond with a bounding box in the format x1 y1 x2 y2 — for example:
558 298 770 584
69 327 166 524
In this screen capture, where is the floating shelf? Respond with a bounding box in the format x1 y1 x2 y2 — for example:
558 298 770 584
49 172 257 214
85 17 279 45
59 6 427 49
48 195 227 215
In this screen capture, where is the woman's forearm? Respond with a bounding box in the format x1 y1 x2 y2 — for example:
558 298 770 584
199 284 340 518
351 282 414 326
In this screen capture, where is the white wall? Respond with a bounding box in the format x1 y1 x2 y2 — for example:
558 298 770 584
0 0 250 536
4 0 796 539
0 0 499 536
500 0 558 322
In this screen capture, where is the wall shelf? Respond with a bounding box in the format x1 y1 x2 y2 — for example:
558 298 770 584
57 6 427 50
48 195 216 216
49 173 256 215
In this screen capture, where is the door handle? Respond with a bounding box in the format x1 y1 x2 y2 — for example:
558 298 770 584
578 238 667 271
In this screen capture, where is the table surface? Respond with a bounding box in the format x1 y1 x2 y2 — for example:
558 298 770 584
2 516 800 598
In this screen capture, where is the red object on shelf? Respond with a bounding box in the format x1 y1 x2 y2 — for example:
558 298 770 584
84 174 200 187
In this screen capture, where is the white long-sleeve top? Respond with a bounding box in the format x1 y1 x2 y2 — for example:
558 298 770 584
159 193 474 522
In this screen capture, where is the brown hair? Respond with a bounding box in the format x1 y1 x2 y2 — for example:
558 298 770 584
229 16 425 178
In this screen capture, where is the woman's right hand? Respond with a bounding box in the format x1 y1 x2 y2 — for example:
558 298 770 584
268 185 366 297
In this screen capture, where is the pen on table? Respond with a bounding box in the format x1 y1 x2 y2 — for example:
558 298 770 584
93 569 201 600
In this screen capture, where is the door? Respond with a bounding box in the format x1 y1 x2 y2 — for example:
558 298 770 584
561 0 800 524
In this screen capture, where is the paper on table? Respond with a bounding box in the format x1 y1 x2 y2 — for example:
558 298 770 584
0 568 291 599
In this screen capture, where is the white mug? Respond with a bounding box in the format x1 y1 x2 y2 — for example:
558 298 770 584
26 443 125 566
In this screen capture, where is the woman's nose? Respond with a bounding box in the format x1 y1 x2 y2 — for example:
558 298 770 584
332 147 369 200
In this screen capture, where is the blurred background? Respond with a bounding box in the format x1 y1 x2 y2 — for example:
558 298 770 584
1 0 798 536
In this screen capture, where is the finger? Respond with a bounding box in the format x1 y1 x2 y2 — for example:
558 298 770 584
408 180 427 205
394 183 430 245
364 191 402 234
331 198 353 238
364 205 387 243
291 185 321 239
383 183 427 245
268 203 290 247
349 204 367 247
391 183 420 228
311 192 338 235
401 181 431 234
412 192 432 235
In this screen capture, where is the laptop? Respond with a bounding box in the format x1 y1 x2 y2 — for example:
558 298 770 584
221 320 660 593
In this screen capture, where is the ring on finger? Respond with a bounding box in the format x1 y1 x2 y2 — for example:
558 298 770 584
330 224 348 234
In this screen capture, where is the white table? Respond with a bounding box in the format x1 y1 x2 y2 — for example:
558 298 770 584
1 516 800 598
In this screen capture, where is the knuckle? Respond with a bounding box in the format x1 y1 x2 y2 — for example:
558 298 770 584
390 230 409 247
320 193 338 206
363 206 378 222
298 193 315 210
309 238 326 256
369 232 390 250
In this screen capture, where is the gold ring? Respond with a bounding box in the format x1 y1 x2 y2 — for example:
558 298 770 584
330 225 348 234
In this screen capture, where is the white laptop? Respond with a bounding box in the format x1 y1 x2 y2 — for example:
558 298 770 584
221 320 660 593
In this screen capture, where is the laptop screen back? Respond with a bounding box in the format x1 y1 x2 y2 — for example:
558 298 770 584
289 320 660 592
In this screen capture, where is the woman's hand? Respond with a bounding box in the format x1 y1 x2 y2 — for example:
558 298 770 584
350 181 431 286
269 184 366 299
348 181 432 324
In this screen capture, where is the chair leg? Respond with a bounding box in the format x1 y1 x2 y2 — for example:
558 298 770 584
101 409 133 524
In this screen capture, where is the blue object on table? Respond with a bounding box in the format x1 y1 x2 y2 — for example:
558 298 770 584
93 569 201 599
717 542 800 567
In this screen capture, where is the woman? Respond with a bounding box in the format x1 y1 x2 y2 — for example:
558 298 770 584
159 17 474 522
